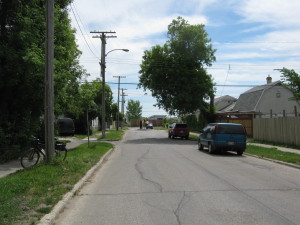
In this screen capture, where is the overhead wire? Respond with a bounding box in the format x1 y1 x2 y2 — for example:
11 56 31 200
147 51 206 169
220 64 230 96
71 3 100 54
70 3 100 60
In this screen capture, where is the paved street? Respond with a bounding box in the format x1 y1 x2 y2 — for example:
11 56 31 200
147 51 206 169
54 128 300 225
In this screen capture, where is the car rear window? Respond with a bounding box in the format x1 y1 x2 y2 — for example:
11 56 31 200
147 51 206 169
175 124 188 128
217 125 245 134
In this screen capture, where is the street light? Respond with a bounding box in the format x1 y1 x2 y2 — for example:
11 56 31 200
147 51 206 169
106 48 129 56
100 48 129 138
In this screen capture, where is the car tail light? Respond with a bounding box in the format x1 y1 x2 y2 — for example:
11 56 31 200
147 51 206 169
214 125 219 134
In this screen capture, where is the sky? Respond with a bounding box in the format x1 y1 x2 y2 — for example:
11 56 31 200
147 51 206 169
68 0 300 117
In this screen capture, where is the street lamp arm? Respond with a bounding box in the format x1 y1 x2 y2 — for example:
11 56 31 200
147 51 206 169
105 48 129 57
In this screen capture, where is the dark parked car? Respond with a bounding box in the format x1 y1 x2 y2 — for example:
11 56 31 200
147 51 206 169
168 123 190 139
57 118 75 136
198 123 247 155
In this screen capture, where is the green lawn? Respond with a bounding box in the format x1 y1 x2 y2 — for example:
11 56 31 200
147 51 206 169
189 134 198 141
246 145 300 166
248 139 300 150
98 130 124 141
0 142 113 225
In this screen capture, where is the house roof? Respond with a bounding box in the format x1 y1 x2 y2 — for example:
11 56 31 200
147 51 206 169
233 81 282 112
214 95 237 112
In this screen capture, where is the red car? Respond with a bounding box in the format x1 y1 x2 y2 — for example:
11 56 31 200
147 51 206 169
168 123 190 139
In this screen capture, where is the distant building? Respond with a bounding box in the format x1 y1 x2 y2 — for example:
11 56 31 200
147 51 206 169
148 115 167 120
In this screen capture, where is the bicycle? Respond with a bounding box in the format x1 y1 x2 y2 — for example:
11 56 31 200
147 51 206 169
20 136 67 168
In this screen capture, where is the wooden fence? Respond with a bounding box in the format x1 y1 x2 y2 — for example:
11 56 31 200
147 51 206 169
216 113 254 137
253 117 300 146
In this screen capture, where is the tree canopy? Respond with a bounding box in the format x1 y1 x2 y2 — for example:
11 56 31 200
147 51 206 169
126 100 142 121
138 17 216 116
0 0 87 152
278 68 300 101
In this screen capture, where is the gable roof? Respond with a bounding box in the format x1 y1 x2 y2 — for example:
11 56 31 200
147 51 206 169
233 81 282 112
215 95 237 112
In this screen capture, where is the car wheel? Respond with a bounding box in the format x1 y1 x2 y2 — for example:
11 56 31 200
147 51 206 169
185 136 189 140
172 135 175 139
198 141 203 150
168 133 171 138
208 143 215 154
237 149 244 156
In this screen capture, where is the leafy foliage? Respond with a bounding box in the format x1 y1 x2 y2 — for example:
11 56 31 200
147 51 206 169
278 67 300 101
139 17 216 116
66 79 114 134
126 100 142 121
0 0 87 160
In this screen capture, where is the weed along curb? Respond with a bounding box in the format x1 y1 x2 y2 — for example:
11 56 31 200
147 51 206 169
244 153 300 170
38 146 115 225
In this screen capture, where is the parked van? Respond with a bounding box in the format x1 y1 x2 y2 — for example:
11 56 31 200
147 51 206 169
168 123 190 139
198 123 247 155
57 118 75 136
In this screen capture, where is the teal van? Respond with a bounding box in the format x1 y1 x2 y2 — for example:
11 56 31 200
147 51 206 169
198 123 247 155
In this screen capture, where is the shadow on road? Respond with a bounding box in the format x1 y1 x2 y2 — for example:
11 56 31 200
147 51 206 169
126 137 197 146
197 149 244 157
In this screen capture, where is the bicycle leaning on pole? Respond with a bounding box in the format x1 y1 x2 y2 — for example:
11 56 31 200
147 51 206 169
20 136 67 168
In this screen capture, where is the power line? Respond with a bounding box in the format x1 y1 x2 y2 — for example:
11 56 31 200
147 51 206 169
70 4 99 59
71 3 100 54
105 82 258 87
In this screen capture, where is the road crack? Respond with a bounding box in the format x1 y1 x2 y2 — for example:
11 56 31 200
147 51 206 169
135 148 163 192
174 191 190 225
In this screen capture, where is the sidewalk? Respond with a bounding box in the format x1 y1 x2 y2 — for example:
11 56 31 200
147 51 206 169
0 138 86 179
247 143 300 154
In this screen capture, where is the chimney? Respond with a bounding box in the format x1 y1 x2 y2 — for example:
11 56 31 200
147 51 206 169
266 75 272 84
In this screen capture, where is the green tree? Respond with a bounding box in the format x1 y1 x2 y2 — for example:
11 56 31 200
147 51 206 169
65 79 114 134
0 0 86 159
278 67 300 101
138 17 216 116
126 100 142 121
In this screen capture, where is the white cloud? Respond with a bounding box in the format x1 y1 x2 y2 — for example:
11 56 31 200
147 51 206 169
235 0 300 28
69 0 300 116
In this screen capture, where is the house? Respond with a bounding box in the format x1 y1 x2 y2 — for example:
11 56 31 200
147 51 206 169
233 76 300 117
216 76 300 137
148 115 167 120
214 95 237 113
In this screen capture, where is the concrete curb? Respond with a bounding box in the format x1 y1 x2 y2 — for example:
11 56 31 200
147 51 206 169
37 146 115 225
244 153 300 170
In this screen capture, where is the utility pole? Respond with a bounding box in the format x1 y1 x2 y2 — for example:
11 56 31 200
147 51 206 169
91 31 116 138
121 88 127 128
121 88 127 115
113 76 126 131
45 0 55 162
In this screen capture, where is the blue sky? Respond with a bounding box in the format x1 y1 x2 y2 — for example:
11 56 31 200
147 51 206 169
69 0 300 117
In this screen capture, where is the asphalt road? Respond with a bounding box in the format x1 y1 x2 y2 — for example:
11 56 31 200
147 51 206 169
54 128 300 225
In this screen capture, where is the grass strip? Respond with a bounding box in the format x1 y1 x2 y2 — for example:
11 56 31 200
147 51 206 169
246 145 300 166
98 130 124 141
189 134 198 141
0 142 113 225
248 139 300 150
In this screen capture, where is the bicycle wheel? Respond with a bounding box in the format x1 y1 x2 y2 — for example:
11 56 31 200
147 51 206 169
54 149 67 161
20 148 40 168
54 142 67 161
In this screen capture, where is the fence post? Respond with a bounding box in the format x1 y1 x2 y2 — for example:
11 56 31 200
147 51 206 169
295 106 298 117
283 110 286 117
270 109 273 118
